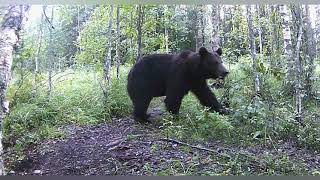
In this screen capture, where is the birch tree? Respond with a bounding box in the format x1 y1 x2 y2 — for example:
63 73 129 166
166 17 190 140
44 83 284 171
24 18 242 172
163 5 169 53
211 5 221 51
269 5 281 67
77 5 81 53
199 5 205 48
280 5 294 92
104 5 113 85
304 5 316 99
136 5 144 62
0 5 29 175
247 5 260 96
45 6 54 96
255 5 263 57
193 6 200 50
292 5 303 122
116 5 121 79
316 5 320 57
32 10 44 94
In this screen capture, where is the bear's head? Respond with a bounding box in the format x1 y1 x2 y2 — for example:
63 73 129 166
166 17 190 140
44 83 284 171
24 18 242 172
197 47 229 80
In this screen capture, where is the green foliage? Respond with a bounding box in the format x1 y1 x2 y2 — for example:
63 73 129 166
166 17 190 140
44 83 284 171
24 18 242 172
3 67 131 152
159 57 320 152
76 6 111 65
105 67 132 117
161 92 234 142
297 116 320 151
5 4 320 175
223 6 249 59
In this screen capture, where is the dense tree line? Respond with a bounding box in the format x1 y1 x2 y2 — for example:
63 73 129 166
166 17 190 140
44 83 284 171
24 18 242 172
0 4 320 175
15 5 318 118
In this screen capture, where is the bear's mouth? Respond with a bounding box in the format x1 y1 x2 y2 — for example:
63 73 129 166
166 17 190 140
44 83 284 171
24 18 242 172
218 76 225 80
211 78 225 89
217 77 225 83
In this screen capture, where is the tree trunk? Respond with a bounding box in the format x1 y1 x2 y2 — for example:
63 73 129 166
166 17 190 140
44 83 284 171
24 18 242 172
280 5 294 92
247 5 260 96
211 5 221 51
164 25 169 53
316 5 320 58
35 13 43 74
136 5 144 62
269 5 280 67
104 5 114 86
292 6 303 122
194 6 200 50
0 5 29 175
304 5 316 99
77 5 81 53
130 9 133 59
221 5 227 47
116 5 121 79
46 6 54 96
255 5 263 56
33 11 44 94
200 5 205 47
164 5 169 53
275 5 282 52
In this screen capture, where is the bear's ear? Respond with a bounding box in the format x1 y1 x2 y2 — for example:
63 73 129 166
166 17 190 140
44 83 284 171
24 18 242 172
216 47 222 56
199 47 208 56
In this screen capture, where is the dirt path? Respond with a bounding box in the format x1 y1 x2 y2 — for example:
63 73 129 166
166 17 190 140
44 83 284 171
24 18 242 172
5 114 320 175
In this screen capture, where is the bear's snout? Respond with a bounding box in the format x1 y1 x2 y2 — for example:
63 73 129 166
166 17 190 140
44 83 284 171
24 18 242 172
219 71 229 79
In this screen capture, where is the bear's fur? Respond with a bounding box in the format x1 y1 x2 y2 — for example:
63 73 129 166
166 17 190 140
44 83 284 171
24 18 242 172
127 47 229 122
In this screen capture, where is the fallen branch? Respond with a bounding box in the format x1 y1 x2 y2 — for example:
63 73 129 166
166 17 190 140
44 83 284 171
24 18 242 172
33 72 74 91
158 138 218 154
106 138 125 148
106 138 126 152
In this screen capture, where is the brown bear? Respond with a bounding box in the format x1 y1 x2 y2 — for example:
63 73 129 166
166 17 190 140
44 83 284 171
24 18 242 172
127 47 229 123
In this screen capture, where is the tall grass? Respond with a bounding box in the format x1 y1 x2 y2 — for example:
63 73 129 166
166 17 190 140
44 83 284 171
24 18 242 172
3 67 132 150
3 59 320 153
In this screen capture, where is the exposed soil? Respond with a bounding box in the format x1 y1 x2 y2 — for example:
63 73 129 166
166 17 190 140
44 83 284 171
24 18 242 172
4 109 320 176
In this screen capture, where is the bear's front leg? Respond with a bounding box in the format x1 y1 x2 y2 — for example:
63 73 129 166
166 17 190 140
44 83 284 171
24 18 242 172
191 81 229 115
164 85 186 115
164 95 183 115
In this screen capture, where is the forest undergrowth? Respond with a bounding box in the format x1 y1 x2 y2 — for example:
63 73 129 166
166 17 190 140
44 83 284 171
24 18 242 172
3 58 320 175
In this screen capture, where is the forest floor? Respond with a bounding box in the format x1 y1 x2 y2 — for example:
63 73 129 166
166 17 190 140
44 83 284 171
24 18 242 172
5 105 320 176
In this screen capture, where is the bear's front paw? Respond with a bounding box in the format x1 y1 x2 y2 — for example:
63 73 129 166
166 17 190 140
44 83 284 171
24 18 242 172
218 108 232 115
134 114 152 124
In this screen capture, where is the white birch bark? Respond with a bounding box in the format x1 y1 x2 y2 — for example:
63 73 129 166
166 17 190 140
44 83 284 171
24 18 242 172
211 5 221 51
280 5 294 88
104 5 113 86
116 5 121 79
247 5 260 96
0 5 29 175
293 6 303 122
136 5 143 62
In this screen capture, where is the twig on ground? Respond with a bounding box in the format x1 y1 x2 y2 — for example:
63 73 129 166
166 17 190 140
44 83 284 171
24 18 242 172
106 138 125 148
158 138 218 154
106 157 120 175
106 138 126 152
